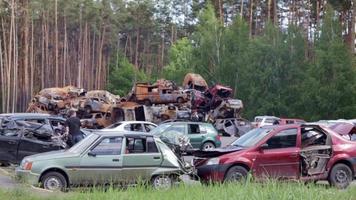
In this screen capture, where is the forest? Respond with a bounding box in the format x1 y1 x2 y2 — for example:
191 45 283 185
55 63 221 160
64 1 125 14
0 0 355 121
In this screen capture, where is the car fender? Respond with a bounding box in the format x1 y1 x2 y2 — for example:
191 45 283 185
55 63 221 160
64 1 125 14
221 156 253 173
327 153 355 174
37 164 70 184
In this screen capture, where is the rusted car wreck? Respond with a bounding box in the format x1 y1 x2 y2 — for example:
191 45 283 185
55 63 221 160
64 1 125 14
26 73 244 131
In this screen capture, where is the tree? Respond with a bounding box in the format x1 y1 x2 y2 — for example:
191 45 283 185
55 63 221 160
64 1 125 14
163 37 193 84
303 5 356 120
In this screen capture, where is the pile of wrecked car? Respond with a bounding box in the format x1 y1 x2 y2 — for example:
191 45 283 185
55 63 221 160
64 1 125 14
26 73 246 136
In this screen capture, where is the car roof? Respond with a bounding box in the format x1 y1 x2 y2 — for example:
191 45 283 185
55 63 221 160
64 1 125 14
92 130 153 138
117 121 156 124
0 113 65 120
162 121 210 125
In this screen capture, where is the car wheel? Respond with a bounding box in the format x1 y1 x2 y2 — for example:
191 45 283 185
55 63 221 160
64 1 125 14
151 174 173 190
328 163 352 189
224 166 248 183
202 142 215 151
41 172 67 191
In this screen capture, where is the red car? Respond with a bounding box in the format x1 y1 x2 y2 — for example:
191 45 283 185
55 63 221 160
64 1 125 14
193 124 356 189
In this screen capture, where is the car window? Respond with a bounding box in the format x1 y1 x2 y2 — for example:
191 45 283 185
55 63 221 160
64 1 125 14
126 138 144 153
144 124 156 132
231 128 273 148
24 119 46 124
124 124 144 132
147 137 159 153
91 137 123 155
22 129 52 142
165 124 185 133
189 124 201 134
265 129 297 149
125 137 159 153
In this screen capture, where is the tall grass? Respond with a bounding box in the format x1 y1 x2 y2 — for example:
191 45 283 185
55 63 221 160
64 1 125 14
1 181 355 200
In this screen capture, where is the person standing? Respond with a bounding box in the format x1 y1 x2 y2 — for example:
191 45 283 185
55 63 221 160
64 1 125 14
65 110 83 146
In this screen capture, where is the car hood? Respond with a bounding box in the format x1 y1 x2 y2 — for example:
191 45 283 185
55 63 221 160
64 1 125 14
191 145 244 158
24 150 78 162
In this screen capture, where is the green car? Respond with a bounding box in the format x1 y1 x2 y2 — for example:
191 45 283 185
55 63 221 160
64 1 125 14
16 131 189 191
151 122 222 150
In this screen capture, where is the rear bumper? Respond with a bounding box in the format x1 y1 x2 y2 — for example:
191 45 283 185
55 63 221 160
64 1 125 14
196 164 230 182
15 168 40 186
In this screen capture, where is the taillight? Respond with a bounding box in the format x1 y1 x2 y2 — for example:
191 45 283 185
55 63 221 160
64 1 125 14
215 135 221 141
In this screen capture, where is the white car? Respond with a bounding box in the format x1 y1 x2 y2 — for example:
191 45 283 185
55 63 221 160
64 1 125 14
102 121 157 133
253 116 280 127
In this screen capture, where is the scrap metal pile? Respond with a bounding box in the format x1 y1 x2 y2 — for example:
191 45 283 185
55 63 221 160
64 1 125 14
26 73 244 134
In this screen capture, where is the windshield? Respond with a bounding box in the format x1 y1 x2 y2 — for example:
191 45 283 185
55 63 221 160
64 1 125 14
67 133 99 153
150 124 171 135
105 122 122 129
231 128 273 148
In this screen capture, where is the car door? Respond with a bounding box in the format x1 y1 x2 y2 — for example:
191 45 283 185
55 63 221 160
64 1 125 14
17 129 61 161
252 128 300 179
77 136 123 185
0 129 21 163
121 136 162 183
188 124 206 149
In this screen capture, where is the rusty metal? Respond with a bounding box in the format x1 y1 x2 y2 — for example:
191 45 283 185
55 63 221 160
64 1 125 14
183 73 208 91
26 73 246 131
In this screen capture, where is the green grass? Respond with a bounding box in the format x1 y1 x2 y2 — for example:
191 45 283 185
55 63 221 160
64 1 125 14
1 182 356 200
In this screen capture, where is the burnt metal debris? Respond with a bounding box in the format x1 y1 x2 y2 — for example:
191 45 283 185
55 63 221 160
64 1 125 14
26 73 244 131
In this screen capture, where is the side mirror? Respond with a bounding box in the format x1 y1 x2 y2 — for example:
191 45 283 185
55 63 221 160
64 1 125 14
88 151 96 157
260 143 269 150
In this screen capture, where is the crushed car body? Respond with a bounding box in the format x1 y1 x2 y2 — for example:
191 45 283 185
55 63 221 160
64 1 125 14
0 113 67 165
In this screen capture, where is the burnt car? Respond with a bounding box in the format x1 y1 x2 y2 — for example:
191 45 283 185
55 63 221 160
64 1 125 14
0 113 67 165
214 118 253 137
183 73 208 92
191 84 233 111
193 124 356 189
129 82 188 106
80 112 113 129
79 97 112 114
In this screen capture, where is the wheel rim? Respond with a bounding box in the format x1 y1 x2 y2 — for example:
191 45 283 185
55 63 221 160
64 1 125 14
44 177 62 191
335 169 348 184
153 175 171 190
203 143 214 150
229 171 244 182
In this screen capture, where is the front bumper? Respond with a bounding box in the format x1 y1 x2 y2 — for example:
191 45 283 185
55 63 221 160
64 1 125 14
196 164 230 182
15 167 40 186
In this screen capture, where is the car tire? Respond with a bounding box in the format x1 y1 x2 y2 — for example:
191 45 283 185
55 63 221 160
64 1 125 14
202 142 215 151
328 163 352 189
41 171 67 191
224 166 248 183
151 174 173 190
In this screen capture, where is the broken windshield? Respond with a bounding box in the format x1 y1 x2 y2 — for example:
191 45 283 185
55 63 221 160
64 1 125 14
231 127 273 148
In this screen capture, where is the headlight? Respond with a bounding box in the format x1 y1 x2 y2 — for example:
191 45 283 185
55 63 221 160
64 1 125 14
205 157 220 165
22 161 33 170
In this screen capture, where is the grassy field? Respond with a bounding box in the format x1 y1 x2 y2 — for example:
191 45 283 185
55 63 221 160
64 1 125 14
1 181 356 200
